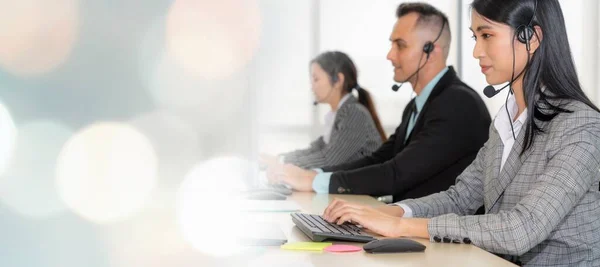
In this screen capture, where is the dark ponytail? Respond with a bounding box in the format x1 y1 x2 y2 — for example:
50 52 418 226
311 51 387 141
356 87 387 142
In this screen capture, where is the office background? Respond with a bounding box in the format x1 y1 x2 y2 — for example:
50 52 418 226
0 0 598 266
259 0 600 154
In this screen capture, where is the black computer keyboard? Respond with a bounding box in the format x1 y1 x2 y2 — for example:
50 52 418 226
291 213 375 243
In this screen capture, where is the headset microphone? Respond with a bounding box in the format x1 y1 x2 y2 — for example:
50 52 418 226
483 83 512 98
391 17 446 92
391 67 422 92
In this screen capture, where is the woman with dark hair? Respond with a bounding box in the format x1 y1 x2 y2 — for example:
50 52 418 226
261 51 386 170
321 1 600 265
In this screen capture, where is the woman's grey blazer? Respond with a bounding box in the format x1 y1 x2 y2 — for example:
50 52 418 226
399 100 600 266
281 95 383 169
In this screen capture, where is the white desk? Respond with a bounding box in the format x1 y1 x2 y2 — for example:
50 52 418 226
241 192 517 267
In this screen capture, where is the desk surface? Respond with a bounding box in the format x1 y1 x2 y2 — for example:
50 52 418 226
242 192 516 267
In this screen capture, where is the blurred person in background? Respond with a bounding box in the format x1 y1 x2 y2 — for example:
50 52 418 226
261 51 386 170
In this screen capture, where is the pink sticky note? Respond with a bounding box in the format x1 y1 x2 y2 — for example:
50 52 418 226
324 244 363 253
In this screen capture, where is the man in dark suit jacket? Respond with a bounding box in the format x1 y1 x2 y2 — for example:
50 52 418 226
271 3 491 202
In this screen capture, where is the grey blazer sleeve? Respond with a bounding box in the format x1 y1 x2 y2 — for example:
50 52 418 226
279 137 326 164
281 104 381 169
401 106 600 257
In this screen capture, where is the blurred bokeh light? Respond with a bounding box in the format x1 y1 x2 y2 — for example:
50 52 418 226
0 120 72 218
0 0 79 77
102 190 194 267
0 100 16 176
176 156 257 257
139 20 252 122
129 110 201 188
165 0 262 80
56 122 158 224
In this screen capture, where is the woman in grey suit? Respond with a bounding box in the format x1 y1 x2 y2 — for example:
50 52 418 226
322 1 600 266
261 51 386 169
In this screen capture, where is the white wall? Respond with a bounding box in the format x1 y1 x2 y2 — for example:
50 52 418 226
562 0 598 103
255 0 314 153
255 1 313 129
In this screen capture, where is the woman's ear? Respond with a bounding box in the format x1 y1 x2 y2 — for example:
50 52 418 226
529 25 543 54
335 73 345 89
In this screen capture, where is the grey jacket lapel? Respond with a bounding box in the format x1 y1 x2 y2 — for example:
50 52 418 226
485 126 535 213
484 126 503 210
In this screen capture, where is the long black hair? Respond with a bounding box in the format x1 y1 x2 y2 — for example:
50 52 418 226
471 0 599 154
311 51 387 141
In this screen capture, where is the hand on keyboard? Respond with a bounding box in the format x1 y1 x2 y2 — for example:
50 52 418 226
322 198 406 238
291 213 374 242
271 164 317 192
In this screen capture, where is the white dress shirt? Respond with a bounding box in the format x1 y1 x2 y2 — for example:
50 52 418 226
494 94 528 171
398 94 528 217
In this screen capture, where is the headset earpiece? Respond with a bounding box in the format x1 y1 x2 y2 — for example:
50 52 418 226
517 26 534 51
517 0 537 52
423 41 434 54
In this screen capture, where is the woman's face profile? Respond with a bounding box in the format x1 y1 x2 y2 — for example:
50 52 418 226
310 63 336 102
470 10 532 86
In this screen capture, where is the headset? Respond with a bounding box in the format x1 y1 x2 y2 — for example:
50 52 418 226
392 16 448 92
485 0 538 214
484 0 537 98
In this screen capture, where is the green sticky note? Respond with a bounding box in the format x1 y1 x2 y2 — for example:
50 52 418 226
281 242 333 251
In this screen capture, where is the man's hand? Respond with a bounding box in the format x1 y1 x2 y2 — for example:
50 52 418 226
266 163 317 192
278 164 317 192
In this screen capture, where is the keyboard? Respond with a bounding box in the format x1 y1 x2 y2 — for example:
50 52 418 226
242 183 293 200
266 183 293 195
291 213 375 243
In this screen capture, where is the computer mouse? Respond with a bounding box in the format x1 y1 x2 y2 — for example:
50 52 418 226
244 190 287 200
363 238 426 253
